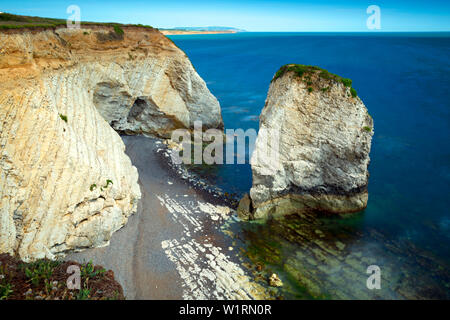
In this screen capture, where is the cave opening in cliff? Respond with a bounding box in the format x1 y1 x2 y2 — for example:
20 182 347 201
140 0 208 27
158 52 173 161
128 98 148 121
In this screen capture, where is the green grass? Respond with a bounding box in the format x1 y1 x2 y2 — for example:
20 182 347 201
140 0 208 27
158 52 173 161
81 261 105 279
0 265 14 300
113 25 124 35
20 259 61 287
0 283 13 300
133 23 154 29
273 64 322 82
363 126 372 132
76 261 105 300
341 78 352 87
0 12 154 32
0 23 65 30
1 254 123 300
77 287 91 300
0 12 66 30
272 64 358 98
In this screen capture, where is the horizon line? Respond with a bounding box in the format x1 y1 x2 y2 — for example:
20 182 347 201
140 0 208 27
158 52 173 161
1 12 449 34
167 30 450 34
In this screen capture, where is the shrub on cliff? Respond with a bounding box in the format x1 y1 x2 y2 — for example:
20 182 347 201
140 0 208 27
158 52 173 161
113 25 124 35
0 254 124 300
341 78 352 87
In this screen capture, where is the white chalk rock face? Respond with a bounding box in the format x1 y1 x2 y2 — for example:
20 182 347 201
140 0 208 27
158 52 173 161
0 27 222 260
249 65 373 219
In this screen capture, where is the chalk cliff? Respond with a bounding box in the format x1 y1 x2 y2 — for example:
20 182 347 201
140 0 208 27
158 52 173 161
245 64 373 220
0 26 222 260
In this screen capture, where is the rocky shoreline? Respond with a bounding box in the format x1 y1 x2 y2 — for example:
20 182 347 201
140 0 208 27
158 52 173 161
67 135 273 299
154 138 240 208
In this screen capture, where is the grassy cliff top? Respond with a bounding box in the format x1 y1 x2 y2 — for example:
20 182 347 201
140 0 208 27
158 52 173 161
272 64 358 97
0 12 155 31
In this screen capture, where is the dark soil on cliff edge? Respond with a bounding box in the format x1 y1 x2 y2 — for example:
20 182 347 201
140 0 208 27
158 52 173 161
0 253 124 300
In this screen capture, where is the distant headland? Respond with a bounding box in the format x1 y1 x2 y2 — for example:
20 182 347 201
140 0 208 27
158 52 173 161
160 26 245 35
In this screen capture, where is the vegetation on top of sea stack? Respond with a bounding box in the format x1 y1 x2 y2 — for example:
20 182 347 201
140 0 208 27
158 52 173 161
272 64 359 98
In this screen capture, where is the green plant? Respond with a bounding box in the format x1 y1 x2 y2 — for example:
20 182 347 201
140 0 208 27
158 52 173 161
0 264 14 300
341 78 352 87
307 87 313 93
21 259 61 287
77 287 91 300
272 64 359 99
59 114 68 123
89 184 97 191
0 13 31 22
321 87 329 92
81 261 105 279
363 126 372 132
113 25 124 35
0 283 13 300
273 64 322 81
100 179 113 191
44 278 53 294
0 12 157 33
83 31 89 35
112 290 121 300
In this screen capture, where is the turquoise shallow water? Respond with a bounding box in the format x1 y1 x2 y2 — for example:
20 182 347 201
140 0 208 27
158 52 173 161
169 32 450 298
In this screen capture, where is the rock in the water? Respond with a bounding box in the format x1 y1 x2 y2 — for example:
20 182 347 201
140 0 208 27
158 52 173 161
0 27 222 260
249 64 373 219
237 193 252 220
269 273 283 287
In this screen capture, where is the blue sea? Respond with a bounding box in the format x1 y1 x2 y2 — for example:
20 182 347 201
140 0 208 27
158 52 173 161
169 32 450 298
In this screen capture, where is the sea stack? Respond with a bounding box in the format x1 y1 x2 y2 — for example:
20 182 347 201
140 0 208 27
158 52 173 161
244 64 373 220
0 26 222 260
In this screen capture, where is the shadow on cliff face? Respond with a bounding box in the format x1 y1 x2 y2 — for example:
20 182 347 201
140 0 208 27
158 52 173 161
92 82 185 138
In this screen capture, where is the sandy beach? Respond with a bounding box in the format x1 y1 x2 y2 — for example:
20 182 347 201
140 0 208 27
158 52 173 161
67 135 268 299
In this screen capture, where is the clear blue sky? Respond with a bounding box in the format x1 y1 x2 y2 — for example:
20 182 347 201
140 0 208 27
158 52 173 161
1 0 449 31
